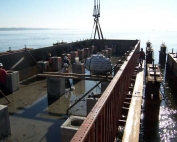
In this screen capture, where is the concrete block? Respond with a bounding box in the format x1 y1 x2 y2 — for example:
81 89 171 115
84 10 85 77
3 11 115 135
72 63 85 75
50 57 62 71
47 77 65 98
37 61 49 73
87 93 101 115
5 71 20 93
0 105 11 141
60 115 85 142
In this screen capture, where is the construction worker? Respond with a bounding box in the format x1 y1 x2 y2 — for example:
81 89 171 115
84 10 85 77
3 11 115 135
137 48 145 68
0 63 7 92
62 63 72 89
63 56 71 67
46 53 53 71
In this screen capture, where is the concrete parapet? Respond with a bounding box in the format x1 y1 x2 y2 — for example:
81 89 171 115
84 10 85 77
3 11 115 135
60 115 85 142
0 105 11 141
47 77 65 98
5 71 20 94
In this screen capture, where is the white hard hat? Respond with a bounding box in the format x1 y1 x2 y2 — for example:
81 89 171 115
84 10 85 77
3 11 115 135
63 63 68 67
0 63 3 66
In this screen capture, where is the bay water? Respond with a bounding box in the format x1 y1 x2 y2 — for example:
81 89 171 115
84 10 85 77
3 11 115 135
0 29 177 141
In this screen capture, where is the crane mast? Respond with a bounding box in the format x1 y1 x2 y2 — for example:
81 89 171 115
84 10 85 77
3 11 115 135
92 0 103 41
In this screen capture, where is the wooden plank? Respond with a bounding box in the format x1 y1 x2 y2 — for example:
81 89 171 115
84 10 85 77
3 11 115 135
43 72 113 79
122 63 144 142
146 64 163 82
37 74 111 81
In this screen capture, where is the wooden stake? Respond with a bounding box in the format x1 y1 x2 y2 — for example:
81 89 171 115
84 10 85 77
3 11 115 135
0 90 10 103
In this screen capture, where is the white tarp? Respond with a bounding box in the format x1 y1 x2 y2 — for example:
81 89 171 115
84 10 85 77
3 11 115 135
85 54 112 73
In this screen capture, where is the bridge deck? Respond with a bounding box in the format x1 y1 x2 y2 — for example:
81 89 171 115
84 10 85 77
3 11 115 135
122 63 144 142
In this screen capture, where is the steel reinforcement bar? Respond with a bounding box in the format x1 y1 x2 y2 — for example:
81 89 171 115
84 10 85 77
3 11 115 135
71 41 140 142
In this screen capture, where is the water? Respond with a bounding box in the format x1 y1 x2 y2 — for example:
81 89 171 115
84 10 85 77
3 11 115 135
1 29 177 141
1 29 177 61
0 29 91 52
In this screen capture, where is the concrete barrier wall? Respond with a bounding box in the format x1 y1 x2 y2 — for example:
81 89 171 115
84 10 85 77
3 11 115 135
19 66 37 81
0 40 138 80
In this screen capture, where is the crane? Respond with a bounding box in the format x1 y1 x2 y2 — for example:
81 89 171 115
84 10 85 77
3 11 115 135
92 0 104 41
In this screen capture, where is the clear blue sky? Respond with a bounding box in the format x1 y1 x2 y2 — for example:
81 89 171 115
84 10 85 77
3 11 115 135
0 0 177 32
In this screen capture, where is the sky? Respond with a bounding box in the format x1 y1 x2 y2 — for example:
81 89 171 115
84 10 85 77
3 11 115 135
1 0 177 32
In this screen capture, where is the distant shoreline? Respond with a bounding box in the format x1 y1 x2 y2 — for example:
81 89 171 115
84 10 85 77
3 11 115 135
0 28 72 31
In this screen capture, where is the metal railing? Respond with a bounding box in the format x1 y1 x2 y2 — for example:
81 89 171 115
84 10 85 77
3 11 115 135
71 41 140 142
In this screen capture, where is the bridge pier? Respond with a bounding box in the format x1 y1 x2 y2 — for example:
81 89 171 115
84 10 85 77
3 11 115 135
144 63 163 121
159 43 167 68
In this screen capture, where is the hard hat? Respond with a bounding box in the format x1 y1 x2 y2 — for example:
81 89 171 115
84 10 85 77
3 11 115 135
63 63 68 67
0 63 3 66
